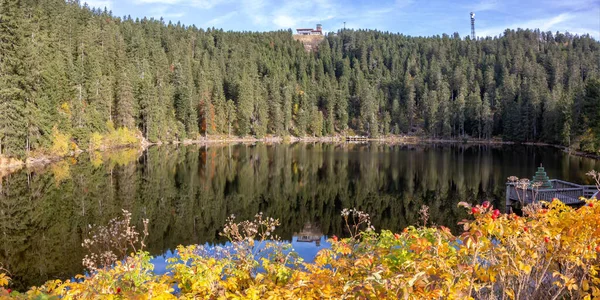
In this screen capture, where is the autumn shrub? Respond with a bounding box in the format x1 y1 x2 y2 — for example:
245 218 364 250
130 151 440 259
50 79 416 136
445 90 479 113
82 210 149 272
104 127 139 148
88 132 103 151
50 127 70 157
50 161 71 186
282 135 292 144
88 122 140 151
1 200 599 299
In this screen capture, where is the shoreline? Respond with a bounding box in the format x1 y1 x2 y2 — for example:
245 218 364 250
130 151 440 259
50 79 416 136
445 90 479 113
1 135 598 177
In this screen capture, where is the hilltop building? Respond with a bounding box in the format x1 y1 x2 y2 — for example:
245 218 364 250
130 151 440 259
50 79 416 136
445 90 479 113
296 24 323 35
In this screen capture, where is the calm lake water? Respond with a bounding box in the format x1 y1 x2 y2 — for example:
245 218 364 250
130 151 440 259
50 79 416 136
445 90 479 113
1 143 599 289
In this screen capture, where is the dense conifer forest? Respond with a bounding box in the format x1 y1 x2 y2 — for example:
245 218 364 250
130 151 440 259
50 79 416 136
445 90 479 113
1 0 599 159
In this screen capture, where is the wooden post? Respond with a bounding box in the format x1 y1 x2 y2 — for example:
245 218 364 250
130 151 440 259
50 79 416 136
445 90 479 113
505 183 512 213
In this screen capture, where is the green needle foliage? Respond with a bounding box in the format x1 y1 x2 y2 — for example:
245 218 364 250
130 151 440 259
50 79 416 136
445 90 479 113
1 1 599 159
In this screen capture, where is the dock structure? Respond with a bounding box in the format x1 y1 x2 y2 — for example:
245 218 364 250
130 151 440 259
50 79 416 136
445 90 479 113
346 136 368 142
505 166 598 211
294 222 322 246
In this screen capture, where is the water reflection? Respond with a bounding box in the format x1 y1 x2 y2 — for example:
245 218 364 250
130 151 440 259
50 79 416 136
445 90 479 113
295 223 323 246
1 143 598 289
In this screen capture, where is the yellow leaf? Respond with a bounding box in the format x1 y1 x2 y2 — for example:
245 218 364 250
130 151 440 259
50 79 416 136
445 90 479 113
583 279 589 291
518 262 532 274
408 271 425 286
505 288 515 300
0 273 9 287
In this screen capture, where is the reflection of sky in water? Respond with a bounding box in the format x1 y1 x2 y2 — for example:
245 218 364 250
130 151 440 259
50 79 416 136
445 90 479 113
150 236 332 274
290 236 331 263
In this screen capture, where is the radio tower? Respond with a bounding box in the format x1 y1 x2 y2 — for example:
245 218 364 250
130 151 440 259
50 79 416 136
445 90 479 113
470 12 476 40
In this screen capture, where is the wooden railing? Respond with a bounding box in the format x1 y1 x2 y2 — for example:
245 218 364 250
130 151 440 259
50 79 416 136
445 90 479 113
506 180 598 209
506 182 588 206
346 136 368 142
583 185 599 198
551 179 582 189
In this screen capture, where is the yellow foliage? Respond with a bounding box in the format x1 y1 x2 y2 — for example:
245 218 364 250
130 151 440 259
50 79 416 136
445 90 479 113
0 273 8 287
106 120 116 132
7 199 600 299
59 102 71 115
104 149 141 168
88 132 103 151
88 126 140 152
50 127 71 157
90 151 104 168
51 161 71 185
105 127 139 148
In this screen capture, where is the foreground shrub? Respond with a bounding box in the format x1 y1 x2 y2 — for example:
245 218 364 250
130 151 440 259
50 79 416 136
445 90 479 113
1 200 599 299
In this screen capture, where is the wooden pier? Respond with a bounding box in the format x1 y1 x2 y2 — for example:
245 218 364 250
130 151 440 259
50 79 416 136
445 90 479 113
346 136 368 142
506 179 598 210
505 165 598 211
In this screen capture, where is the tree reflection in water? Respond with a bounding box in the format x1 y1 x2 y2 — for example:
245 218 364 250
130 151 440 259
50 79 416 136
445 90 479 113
1 143 598 290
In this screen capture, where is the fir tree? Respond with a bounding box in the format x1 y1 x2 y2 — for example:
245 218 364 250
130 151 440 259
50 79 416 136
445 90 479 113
0 0 28 158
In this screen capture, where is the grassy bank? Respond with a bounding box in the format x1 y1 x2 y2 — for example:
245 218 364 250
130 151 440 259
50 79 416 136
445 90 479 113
2 134 599 178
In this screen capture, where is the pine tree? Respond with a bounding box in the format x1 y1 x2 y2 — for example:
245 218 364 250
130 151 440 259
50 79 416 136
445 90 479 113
0 0 28 158
225 99 236 137
237 75 254 136
423 87 438 136
0 2 599 157
115 69 135 129
253 83 268 137
404 73 416 132
481 93 493 139
438 83 452 137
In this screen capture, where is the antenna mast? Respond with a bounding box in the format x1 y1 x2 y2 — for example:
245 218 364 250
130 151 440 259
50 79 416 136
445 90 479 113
470 12 475 40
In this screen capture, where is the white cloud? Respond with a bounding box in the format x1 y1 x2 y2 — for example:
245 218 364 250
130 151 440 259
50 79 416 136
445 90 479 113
134 0 179 4
268 0 341 30
326 0 413 31
117 0 597 39
205 11 239 27
241 0 268 26
84 0 112 9
133 0 229 9
126 0 409 32
477 13 577 37
147 5 185 19
273 15 297 28
162 12 185 18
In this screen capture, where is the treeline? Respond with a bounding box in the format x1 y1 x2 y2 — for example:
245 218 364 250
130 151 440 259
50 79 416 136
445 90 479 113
1 0 600 159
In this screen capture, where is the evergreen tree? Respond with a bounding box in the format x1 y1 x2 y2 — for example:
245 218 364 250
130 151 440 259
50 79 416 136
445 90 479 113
0 1 599 157
0 0 28 158
237 75 254 136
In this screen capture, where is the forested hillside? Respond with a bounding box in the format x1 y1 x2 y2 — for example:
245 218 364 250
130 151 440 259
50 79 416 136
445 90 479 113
1 0 599 159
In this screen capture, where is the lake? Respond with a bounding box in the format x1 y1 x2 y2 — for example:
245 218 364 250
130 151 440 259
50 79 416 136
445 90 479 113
1 143 599 290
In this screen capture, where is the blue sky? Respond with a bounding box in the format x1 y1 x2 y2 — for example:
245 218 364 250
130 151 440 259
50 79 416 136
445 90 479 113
84 0 600 39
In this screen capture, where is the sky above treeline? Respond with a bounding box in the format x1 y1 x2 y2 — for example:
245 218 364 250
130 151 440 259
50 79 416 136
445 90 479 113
83 0 599 39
